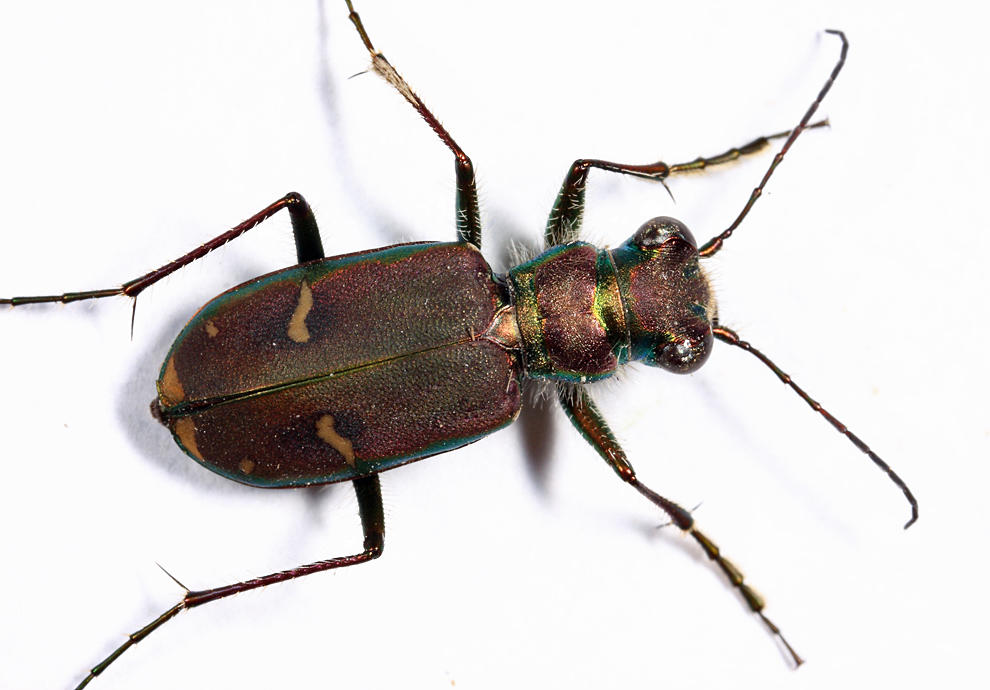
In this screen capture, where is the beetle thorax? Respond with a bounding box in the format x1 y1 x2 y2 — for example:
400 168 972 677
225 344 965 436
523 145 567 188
507 242 628 383
506 217 716 382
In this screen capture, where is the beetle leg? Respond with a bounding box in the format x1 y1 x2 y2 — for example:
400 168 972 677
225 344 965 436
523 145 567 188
1 192 321 307
72 475 385 690
345 1 481 248
556 384 803 666
544 122 828 248
290 193 325 263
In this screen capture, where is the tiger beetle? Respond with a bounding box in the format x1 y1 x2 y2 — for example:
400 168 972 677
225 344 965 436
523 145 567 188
1 2 917 687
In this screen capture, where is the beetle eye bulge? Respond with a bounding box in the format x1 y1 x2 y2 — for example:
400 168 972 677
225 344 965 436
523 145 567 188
654 329 714 373
633 216 698 251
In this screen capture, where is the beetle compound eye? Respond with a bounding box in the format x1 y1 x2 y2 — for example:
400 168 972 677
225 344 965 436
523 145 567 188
654 329 713 374
633 217 697 252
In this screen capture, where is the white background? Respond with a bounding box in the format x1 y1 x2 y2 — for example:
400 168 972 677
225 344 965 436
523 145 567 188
1 1 986 689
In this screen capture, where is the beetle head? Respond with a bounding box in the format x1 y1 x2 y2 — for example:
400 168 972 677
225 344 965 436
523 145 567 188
610 217 715 374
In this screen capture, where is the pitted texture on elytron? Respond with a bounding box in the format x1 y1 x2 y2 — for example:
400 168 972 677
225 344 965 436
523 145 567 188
158 242 522 486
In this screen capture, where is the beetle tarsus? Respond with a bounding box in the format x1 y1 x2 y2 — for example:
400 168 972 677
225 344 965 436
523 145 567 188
759 611 804 667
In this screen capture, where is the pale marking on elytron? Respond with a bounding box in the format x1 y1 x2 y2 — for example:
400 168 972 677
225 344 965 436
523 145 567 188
316 414 356 467
160 356 185 405
205 320 219 338
287 280 313 343
173 417 203 461
239 458 255 475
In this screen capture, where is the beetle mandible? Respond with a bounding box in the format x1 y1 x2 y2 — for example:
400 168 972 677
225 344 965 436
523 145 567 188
1 2 917 687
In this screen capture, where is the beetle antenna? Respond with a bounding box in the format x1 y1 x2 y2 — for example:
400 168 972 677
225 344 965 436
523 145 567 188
130 297 138 340
699 30 848 258
713 325 918 528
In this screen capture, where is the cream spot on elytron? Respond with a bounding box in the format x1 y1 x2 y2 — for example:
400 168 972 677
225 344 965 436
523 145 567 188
287 280 313 343
239 458 255 475
316 414 355 467
173 417 202 461
160 356 185 405
205 320 219 338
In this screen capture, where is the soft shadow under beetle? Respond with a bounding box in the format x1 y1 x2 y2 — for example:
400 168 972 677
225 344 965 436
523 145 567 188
2 2 917 687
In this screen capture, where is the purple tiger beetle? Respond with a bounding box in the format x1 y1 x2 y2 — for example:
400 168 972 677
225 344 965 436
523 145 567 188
1 2 916 687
